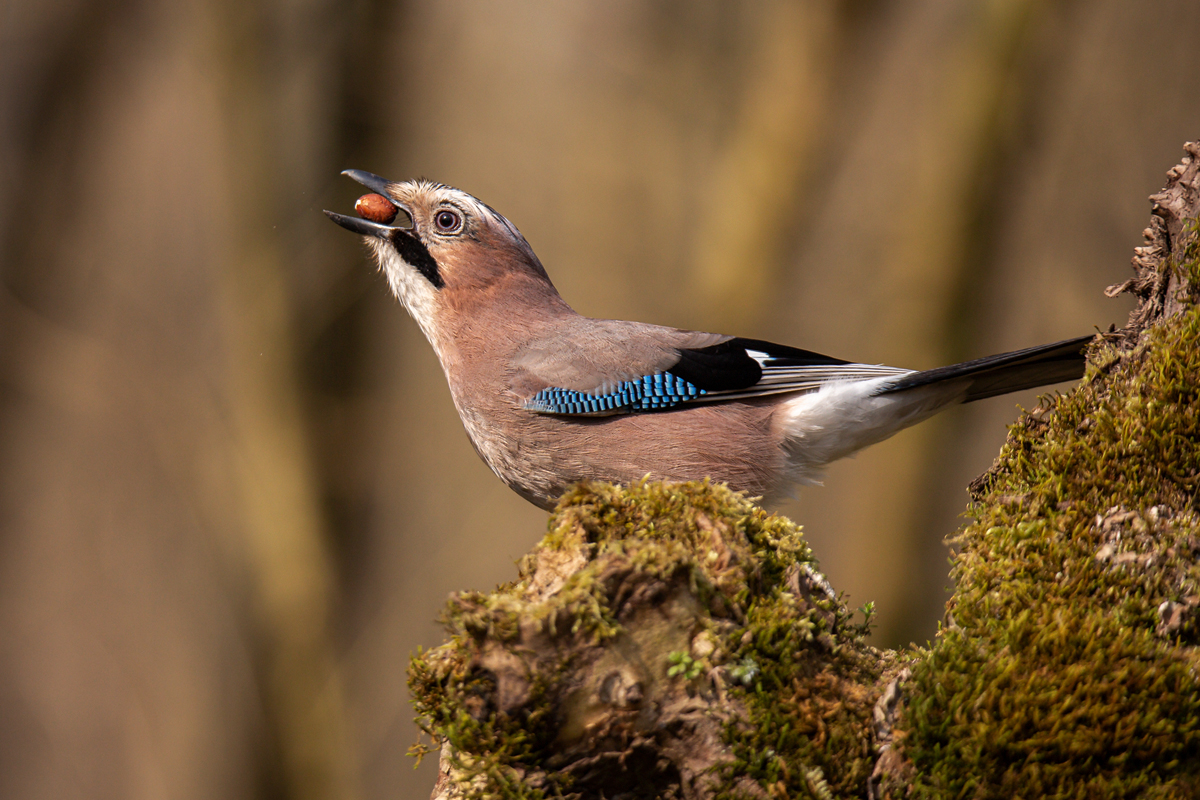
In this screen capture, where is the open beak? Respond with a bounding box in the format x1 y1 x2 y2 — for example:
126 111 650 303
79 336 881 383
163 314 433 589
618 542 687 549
342 168 395 197
323 209 394 237
324 169 408 238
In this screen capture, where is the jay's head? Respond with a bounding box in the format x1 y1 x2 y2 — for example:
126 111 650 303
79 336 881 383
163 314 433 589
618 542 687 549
326 171 566 342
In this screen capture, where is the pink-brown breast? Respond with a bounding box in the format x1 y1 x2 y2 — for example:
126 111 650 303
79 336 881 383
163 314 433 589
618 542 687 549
450 377 787 510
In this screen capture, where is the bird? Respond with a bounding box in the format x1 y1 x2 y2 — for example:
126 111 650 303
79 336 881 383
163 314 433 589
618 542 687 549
326 170 1091 511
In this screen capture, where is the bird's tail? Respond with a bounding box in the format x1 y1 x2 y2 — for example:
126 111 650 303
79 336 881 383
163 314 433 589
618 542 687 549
774 334 1092 488
873 334 1093 403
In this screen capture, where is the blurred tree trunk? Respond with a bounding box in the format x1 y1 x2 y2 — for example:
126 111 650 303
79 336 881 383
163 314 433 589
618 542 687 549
0 0 364 797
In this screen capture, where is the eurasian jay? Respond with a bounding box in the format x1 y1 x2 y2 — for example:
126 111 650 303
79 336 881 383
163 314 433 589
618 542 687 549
326 170 1090 510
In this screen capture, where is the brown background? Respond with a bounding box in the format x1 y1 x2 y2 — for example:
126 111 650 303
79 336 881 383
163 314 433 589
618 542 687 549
2 1 1198 798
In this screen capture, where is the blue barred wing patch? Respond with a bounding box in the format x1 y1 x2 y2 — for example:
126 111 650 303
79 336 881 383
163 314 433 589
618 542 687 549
525 372 706 416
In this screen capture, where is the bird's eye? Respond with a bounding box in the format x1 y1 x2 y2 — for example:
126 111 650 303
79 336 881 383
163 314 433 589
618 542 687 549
434 209 462 233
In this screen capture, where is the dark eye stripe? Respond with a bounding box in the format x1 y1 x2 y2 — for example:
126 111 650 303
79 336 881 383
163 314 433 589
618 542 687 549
388 228 444 289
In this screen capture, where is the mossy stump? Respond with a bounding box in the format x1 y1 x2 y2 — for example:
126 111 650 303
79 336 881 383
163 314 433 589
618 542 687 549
411 480 896 799
410 144 1200 799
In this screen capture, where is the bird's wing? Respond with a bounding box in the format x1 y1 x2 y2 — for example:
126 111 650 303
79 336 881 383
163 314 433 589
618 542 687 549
675 338 911 401
515 323 909 416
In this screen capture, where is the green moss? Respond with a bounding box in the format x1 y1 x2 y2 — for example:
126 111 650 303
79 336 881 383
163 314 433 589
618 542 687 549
407 642 564 798
409 479 889 799
1172 219 1200 296
897 244 1200 797
714 590 894 799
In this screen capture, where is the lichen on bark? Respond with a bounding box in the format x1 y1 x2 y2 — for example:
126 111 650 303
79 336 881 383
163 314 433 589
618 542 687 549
410 143 1200 799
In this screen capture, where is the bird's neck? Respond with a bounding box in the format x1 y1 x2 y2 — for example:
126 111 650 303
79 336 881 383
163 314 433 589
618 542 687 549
434 272 576 373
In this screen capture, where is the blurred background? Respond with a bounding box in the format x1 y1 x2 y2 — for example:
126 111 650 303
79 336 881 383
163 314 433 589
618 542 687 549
2 0 1198 797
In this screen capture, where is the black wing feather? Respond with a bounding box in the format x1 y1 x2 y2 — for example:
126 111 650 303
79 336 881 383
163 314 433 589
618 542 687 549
875 335 1091 402
669 337 852 392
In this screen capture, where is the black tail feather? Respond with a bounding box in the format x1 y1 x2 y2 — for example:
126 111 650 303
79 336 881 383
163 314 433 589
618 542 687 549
876 335 1093 403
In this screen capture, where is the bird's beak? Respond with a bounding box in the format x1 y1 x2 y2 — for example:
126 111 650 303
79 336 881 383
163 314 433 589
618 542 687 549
323 209 394 237
324 169 409 238
342 168 395 197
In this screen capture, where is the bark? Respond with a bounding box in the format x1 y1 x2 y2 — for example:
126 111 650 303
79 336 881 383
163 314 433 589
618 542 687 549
1106 142 1200 338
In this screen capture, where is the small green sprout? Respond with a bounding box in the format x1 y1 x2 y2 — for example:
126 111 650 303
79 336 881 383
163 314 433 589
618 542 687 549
727 656 759 686
857 601 876 634
667 650 703 680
